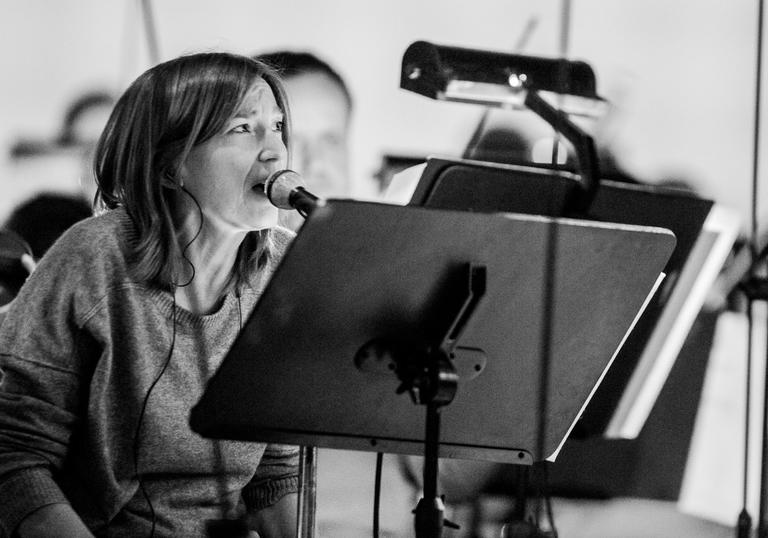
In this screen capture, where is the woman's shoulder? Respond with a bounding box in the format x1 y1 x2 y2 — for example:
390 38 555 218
48 207 132 258
58 207 129 241
34 207 134 285
6 208 135 328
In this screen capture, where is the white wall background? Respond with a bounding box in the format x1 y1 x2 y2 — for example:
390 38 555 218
0 0 765 230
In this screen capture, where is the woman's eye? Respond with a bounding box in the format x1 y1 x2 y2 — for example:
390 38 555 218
231 123 251 134
273 120 284 132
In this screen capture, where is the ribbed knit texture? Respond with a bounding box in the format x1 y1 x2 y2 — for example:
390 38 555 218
0 208 298 537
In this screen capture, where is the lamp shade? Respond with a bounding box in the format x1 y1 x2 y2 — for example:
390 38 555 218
401 40 600 105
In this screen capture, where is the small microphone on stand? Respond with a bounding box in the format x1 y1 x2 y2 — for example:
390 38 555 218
263 169 324 218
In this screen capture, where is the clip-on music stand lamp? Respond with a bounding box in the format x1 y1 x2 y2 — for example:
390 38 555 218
400 40 606 215
190 43 676 538
400 40 740 441
409 157 739 442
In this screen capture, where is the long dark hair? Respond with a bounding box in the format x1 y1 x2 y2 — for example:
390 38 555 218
94 52 291 288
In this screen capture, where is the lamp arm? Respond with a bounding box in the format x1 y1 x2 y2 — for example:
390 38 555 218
524 89 600 215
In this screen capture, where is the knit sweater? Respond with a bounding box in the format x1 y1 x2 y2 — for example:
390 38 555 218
0 208 299 537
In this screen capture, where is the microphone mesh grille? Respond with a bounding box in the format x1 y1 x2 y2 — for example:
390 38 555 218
264 169 304 209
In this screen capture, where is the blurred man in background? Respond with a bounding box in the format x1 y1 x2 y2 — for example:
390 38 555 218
254 49 413 537
256 51 352 231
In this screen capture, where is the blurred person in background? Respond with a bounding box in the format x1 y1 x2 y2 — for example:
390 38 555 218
0 193 92 315
4 90 115 220
10 90 115 160
4 193 93 260
256 51 352 231
254 49 414 537
55 90 116 203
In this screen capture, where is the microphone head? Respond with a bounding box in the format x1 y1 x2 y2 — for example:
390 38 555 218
264 169 304 210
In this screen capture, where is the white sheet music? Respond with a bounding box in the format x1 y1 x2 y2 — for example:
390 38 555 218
606 205 741 439
382 162 426 205
678 308 765 525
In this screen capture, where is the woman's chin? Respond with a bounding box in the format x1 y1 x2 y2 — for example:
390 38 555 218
247 206 279 230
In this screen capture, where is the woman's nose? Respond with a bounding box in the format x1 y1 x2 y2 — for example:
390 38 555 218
258 137 286 164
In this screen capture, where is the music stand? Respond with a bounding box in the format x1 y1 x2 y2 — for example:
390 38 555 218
191 199 674 537
408 156 739 439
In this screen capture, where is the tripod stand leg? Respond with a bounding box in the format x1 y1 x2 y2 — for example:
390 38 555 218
297 445 318 538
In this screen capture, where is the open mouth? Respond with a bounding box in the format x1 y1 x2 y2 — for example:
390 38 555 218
251 181 267 197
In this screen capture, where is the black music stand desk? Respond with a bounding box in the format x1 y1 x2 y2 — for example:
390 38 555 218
407 156 739 441
190 200 674 535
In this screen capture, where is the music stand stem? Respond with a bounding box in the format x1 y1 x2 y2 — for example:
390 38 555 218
297 446 318 538
761 327 768 538
738 269 768 538
414 402 449 538
378 264 486 537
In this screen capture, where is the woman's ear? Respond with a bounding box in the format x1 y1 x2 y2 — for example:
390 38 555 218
161 169 184 190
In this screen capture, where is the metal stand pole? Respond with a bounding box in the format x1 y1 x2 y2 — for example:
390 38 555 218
297 445 318 538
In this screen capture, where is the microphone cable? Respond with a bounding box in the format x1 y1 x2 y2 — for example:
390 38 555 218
207 292 249 538
372 452 383 538
131 186 202 537
132 290 176 538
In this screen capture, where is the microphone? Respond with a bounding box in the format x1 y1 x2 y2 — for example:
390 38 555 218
263 169 323 218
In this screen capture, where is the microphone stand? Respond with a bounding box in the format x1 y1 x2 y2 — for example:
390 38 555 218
737 1 765 536
264 169 324 218
288 187 322 218
738 241 768 538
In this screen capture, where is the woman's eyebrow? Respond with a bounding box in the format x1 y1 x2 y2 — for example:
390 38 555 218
232 108 258 119
232 106 283 120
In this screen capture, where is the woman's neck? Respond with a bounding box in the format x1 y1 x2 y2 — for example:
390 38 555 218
173 217 247 315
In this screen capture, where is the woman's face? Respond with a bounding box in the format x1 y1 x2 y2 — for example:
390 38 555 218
179 77 286 232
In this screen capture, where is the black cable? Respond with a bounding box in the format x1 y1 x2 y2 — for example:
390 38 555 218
536 5 566 538
132 290 177 538
131 187 203 537
373 452 383 538
540 465 558 538
739 1 765 536
212 293 244 524
756 0 768 531
532 465 541 528
176 186 204 288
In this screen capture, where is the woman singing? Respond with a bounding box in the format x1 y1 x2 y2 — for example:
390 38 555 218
0 52 298 537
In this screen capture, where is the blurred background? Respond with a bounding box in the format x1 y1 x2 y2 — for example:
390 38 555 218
1 1 765 536
0 0 763 221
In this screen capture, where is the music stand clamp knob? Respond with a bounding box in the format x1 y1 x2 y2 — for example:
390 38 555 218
394 347 458 406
